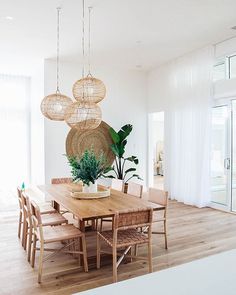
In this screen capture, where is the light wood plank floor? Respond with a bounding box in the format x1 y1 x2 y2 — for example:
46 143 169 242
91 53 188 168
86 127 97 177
1 193 236 295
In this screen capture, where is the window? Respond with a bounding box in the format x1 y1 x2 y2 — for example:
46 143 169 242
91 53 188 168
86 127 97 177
229 55 236 79
213 59 226 82
0 75 30 189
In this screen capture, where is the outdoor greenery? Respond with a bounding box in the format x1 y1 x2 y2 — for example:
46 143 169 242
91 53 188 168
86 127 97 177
106 124 142 183
67 149 112 186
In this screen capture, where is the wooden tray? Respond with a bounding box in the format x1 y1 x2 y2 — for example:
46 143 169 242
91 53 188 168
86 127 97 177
70 186 110 199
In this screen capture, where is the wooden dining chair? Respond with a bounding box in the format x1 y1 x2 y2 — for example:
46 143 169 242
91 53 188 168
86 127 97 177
127 182 143 198
17 187 56 247
51 178 73 214
17 187 24 244
148 188 168 249
97 208 153 283
30 200 88 283
21 192 68 263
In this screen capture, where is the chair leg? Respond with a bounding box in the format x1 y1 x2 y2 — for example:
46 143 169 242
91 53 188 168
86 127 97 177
22 218 26 247
18 212 22 239
38 242 44 283
23 221 28 250
148 241 153 273
164 220 168 249
81 236 88 272
31 234 37 268
112 246 118 283
27 227 33 263
97 234 101 269
74 239 81 266
134 245 138 256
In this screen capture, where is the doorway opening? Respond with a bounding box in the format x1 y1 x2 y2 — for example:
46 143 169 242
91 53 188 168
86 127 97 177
148 112 164 189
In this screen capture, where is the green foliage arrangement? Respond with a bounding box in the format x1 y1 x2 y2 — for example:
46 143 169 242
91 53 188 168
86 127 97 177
106 124 142 183
67 149 112 186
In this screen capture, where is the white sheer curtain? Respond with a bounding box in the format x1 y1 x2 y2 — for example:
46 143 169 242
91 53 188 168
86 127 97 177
164 47 213 207
0 74 30 189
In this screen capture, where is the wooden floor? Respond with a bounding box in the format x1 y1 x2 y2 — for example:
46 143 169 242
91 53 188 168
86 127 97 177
1 193 236 295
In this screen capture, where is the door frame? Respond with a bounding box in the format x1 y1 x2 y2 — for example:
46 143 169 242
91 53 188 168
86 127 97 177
210 99 234 212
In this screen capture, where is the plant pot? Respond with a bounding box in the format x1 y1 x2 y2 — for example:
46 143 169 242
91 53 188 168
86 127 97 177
82 181 98 193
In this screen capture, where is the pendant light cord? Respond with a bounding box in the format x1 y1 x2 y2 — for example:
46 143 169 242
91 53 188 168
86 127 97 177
82 0 85 79
56 7 61 93
88 6 92 76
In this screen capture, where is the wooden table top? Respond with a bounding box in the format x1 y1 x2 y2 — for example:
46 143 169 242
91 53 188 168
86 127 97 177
38 184 165 221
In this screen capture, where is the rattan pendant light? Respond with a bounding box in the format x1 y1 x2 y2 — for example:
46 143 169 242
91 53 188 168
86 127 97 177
72 6 106 103
41 7 72 121
65 1 102 130
65 101 101 130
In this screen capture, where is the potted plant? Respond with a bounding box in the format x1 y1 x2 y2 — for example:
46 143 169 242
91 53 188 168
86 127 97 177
105 124 142 191
67 149 112 193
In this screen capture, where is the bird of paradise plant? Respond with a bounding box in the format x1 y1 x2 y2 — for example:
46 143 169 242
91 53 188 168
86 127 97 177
105 124 142 183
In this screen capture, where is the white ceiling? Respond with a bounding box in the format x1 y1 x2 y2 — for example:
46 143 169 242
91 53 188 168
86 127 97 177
1 0 236 71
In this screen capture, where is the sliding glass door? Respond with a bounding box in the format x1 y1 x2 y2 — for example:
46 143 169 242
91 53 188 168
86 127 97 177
211 106 230 208
231 101 236 211
211 100 236 211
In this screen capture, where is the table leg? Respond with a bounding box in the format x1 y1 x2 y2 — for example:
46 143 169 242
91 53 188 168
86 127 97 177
79 220 85 267
52 200 60 212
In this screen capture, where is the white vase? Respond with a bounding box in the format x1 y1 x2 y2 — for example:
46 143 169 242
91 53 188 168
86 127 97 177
82 181 98 193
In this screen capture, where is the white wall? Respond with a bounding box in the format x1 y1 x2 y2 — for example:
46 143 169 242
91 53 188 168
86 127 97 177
44 60 148 185
147 63 172 113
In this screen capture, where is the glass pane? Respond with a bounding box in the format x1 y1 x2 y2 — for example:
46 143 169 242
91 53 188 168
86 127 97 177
213 62 225 81
229 55 236 79
211 106 228 205
232 101 236 211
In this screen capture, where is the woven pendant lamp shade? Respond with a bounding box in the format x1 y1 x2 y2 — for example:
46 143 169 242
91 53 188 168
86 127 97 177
65 101 102 130
41 93 73 121
72 76 106 103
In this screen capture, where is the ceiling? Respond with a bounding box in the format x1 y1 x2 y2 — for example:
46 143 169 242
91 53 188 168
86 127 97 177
1 0 236 71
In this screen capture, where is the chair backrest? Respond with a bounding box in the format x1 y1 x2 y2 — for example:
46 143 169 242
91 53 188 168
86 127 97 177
21 192 32 226
127 182 143 198
148 188 168 206
51 177 72 184
17 187 23 210
111 179 124 192
30 200 44 241
114 208 153 230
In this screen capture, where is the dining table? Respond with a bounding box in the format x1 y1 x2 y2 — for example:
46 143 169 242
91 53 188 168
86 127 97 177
38 183 165 229
38 183 165 263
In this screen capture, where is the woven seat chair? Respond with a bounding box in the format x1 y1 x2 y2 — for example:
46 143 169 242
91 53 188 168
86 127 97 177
51 178 73 214
17 187 24 245
17 188 56 247
147 188 168 249
100 179 124 231
97 207 153 282
30 200 88 283
21 192 68 263
127 182 143 198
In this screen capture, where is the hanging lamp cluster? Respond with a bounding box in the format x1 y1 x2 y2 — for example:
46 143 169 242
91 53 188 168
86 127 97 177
41 1 106 131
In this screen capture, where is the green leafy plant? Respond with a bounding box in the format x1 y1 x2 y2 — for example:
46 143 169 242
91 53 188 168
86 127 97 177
67 149 112 186
106 124 142 183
